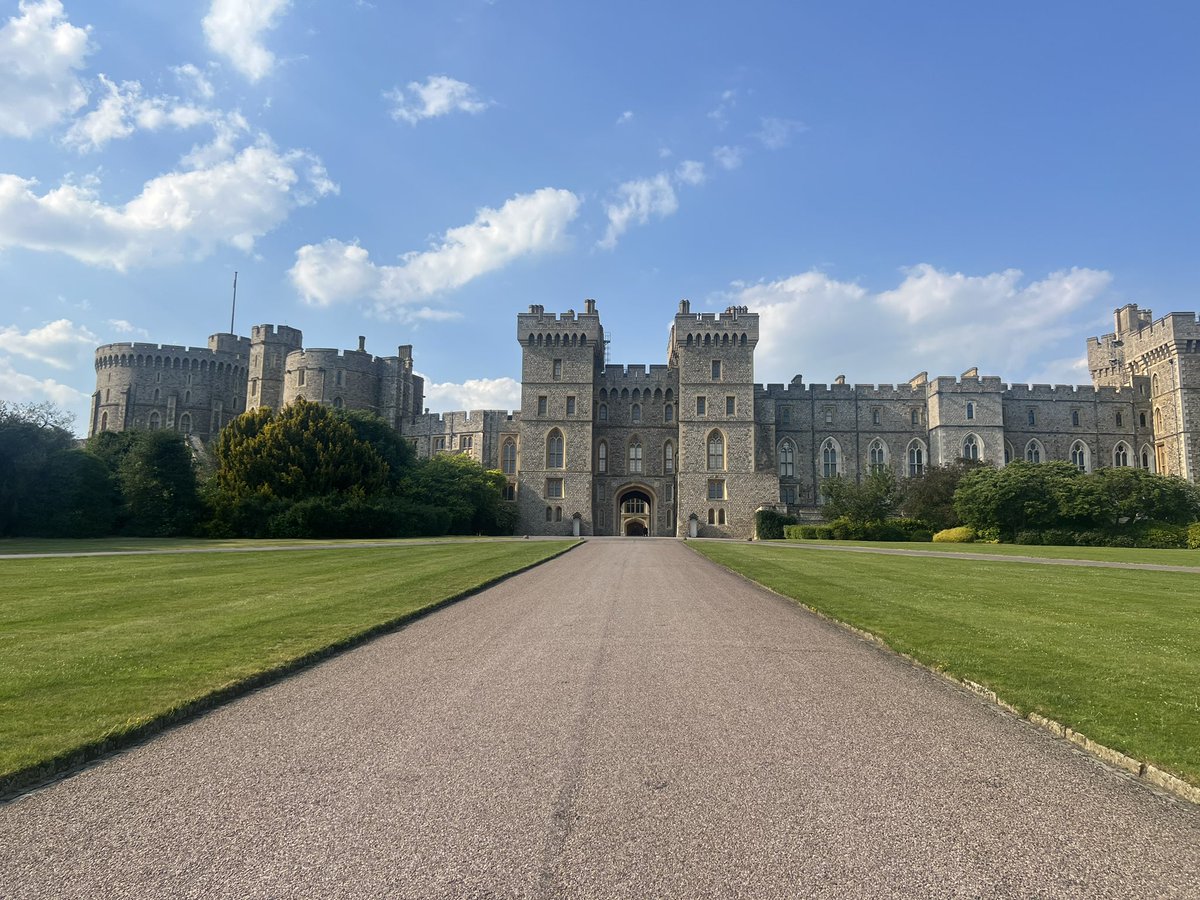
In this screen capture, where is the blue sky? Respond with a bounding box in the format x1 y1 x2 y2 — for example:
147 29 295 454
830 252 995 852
2 0 1198 433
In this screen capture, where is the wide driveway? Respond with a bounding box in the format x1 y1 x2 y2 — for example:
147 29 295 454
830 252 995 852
3 539 1198 898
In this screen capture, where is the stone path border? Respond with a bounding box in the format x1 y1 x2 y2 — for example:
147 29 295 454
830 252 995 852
734 538 1200 574
690 541 1200 808
0 540 581 801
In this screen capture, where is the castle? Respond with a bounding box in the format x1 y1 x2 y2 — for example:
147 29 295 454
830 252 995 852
90 299 1200 539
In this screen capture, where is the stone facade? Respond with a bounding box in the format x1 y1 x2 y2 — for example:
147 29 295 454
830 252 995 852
91 300 1200 540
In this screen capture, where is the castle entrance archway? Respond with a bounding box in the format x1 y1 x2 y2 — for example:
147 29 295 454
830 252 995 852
617 487 653 537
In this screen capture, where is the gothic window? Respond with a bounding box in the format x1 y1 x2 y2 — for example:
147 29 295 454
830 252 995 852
336 370 344 386
781 407 791 425
546 506 553 521
631 403 641 423
1116 411 1123 427
628 441 643 474
780 485 797 505
911 408 920 426
1027 408 1036 426
100 412 108 431
962 434 979 461
1070 441 1089 472
1071 409 1080 427
1152 374 1160 396
555 507 563 522
868 439 886 473
824 407 833 424
664 441 675 474
872 408 881 426
1113 442 1129 467
599 403 608 421
503 483 516 501
184 391 191 404
179 413 192 434
664 403 673 422
546 430 564 468
460 435 473 451
332 396 343 409
966 401 975 421
623 497 647 515
153 388 160 402
1154 407 1163 432
1140 411 1147 428
708 508 715 524
1025 440 1042 463
696 396 706 416
597 441 608 473
148 411 161 430
707 431 725 471
779 439 795 477
907 440 925 477
434 437 445 451
502 439 517 475
718 509 727 525
822 439 839 478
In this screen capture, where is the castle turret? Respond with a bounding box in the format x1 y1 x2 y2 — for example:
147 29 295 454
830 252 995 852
247 324 303 412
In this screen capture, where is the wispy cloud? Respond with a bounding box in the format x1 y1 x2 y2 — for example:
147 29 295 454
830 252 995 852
755 116 805 150
386 75 489 124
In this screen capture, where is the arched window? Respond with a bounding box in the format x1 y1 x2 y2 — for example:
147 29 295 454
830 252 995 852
1004 442 1014 465
148 411 161 430
100 411 108 431
821 439 839 478
778 439 795 477
664 403 673 423
1025 440 1042 463
1139 411 1147 428
1071 409 1080 427
631 403 641 423
1113 442 1129 467
1154 407 1163 432
708 508 715 524
546 430 564 468
179 413 192 434
153 388 160 402
502 439 517 475
962 434 979 461
718 509 726 525
1152 374 1160 396
332 396 343 409
868 439 887 473
966 401 975 421
664 441 675 474
628 441 643 474
706 431 725 471
1141 444 1153 471
599 403 608 421
907 440 925 476
597 441 608 473
1070 440 1089 472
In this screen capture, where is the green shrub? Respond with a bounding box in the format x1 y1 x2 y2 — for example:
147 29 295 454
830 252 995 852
1013 530 1043 545
908 529 934 543
932 526 976 543
1127 520 1187 549
755 509 797 540
1040 528 1077 547
1188 523 1200 550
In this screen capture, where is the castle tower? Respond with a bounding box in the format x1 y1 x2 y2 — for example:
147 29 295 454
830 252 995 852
247 324 303 412
670 301 777 537
515 301 604 535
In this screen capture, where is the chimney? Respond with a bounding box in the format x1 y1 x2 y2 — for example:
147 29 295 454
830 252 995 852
357 336 366 352
834 375 846 385
584 298 596 314
678 298 691 315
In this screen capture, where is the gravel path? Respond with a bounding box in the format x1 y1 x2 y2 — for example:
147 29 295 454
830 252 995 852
2 539 1198 898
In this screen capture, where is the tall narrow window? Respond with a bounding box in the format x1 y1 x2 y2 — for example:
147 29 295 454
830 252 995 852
1116 411 1123 427
664 403 673 422
631 403 641 423
100 412 108 431
502 439 517 475
1025 440 1042 463
696 396 706 416
726 396 735 416
179 413 191 434
332 396 344 409
824 407 833 424
717 509 726 525
1140 411 1147 428
963 434 979 460
1070 440 1088 472
1071 409 1080 427
148 411 161 430
707 431 725 470
336 370 344 386
822 439 839 478
553 359 562 379
1027 408 1035 426
872 408 881 426
711 360 721 380
538 396 547 416
707 479 725 500
597 441 608 473
1113 442 1129 467
599 403 608 421
781 407 791 425
628 441 643 474
965 401 975 421
664 441 675 474
567 396 576 416
546 430 564 468
911 409 919 426
779 440 795 477
907 441 924 476
869 439 886 473
298 368 306 386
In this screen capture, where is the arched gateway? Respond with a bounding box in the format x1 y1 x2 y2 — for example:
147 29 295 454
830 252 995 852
617 487 653 536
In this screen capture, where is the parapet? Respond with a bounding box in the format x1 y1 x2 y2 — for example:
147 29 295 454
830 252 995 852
250 323 304 346
1003 383 1130 402
928 374 1004 392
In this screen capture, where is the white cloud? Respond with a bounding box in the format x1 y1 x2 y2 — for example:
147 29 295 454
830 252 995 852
616 110 633 125
0 318 97 369
0 141 337 269
732 265 1112 387
290 187 581 316
202 0 290 82
386 75 489 125
422 376 521 412
0 0 91 137
707 89 736 127
0 356 88 408
713 145 743 170
172 63 214 100
64 74 247 153
106 318 149 337
597 173 677 250
675 159 706 186
756 116 805 150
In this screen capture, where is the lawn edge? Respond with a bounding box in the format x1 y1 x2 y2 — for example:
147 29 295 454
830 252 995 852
687 541 1200 808
0 539 581 802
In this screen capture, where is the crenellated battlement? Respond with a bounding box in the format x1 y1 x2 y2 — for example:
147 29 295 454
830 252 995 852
755 381 924 399
1003 383 1134 402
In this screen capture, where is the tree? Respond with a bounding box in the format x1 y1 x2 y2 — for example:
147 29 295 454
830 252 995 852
0 401 76 535
117 431 201 536
406 453 516 534
900 459 983 532
820 470 903 525
953 461 1085 538
337 409 417 491
31 450 120 537
1084 467 1200 527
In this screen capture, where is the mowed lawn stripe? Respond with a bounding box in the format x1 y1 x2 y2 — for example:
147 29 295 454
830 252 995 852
693 543 1200 787
0 541 575 782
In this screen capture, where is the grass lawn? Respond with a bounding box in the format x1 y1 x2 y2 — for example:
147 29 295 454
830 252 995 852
0 535 492 555
776 538 1200 566
693 542 1200 786
0 540 574 784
